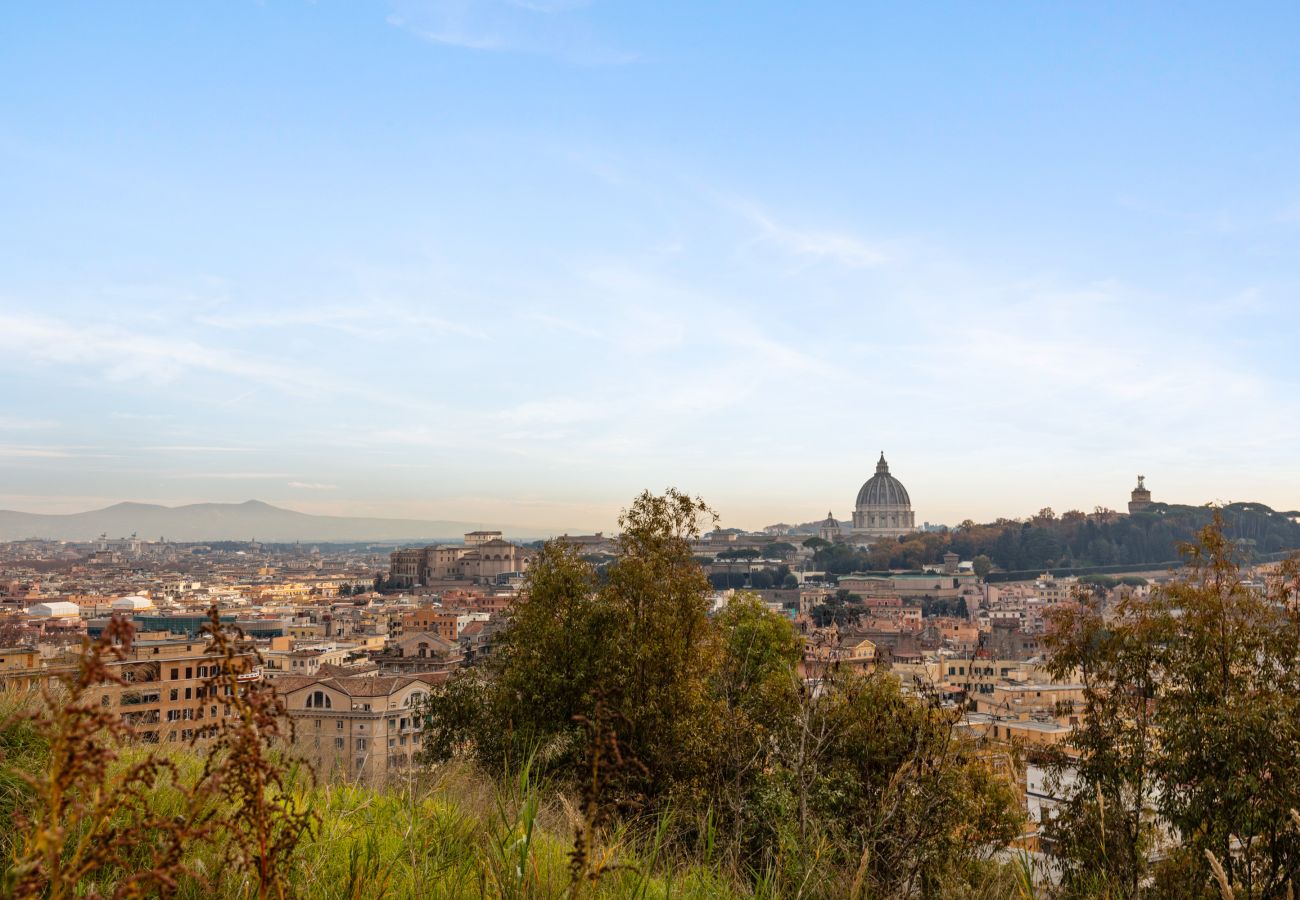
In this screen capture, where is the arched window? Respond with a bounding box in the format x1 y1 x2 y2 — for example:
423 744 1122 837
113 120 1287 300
306 690 332 709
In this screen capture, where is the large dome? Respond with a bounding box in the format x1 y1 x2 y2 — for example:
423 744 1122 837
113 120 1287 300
855 453 911 508
851 452 917 538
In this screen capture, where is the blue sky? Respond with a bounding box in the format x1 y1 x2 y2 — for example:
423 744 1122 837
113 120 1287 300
2 1 1298 531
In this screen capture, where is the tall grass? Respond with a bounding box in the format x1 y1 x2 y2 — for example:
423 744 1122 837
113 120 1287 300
0 705 755 900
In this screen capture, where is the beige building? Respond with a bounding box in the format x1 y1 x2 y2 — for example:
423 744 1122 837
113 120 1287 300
280 673 445 781
263 645 353 677
388 535 533 588
939 656 1051 701
0 635 260 746
1128 475 1153 514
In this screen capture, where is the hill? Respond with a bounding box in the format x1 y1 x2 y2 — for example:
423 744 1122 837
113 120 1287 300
0 500 562 543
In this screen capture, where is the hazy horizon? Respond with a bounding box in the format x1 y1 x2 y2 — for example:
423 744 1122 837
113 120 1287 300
0 473 1289 537
3 3 1298 531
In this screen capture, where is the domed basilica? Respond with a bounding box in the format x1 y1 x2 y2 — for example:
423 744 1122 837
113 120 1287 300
851 452 917 539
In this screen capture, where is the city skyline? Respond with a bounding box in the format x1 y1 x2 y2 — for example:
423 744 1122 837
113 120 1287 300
3 2 1299 529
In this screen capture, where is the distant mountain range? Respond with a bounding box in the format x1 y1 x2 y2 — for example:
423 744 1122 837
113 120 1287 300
0 500 562 543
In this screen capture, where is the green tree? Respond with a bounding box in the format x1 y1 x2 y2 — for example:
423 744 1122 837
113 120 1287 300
770 669 1022 896
1044 586 1162 896
420 489 1024 894
599 489 722 802
1045 515 1300 897
1148 521 1300 896
765 541 798 559
972 554 993 579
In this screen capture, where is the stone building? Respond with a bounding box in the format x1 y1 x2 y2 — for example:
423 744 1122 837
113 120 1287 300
818 512 842 543
1128 475 1153 513
388 533 533 588
281 672 446 781
851 453 917 540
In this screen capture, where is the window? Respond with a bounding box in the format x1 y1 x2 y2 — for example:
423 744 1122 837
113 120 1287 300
171 668 179 680
334 737 344 749
185 667 192 679
356 738 367 751
306 690 332 710
184 687 192 700
336 719 343 730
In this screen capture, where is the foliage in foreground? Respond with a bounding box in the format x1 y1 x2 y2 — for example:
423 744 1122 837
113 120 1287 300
421 488 1023 897
1044 514 1300 898
2 608 315 899
0 489 1028 897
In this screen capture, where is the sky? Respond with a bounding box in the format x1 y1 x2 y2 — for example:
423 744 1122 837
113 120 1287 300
2 2 1299 533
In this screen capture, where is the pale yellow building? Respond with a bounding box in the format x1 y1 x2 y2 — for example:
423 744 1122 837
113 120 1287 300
280 673 446 781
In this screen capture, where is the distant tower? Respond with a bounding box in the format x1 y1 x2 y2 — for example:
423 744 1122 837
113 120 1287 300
1128 475 1153 514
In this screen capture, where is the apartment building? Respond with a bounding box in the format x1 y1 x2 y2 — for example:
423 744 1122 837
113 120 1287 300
280 673 446 781
0 634 259 745
939 655 1051 701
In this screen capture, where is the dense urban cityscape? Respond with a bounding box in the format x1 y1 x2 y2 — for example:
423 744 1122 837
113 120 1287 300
4 462 1292 856
6 2 1299 897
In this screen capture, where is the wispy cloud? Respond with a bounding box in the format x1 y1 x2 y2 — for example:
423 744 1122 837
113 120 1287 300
196 305 487 340
518 311 602 339
163 472 293 480
0 417 58 430
386 0 637 64
0 311 319 393
744 208 889 269
141 445 257 453
288 481 338 490
0 444 78 459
